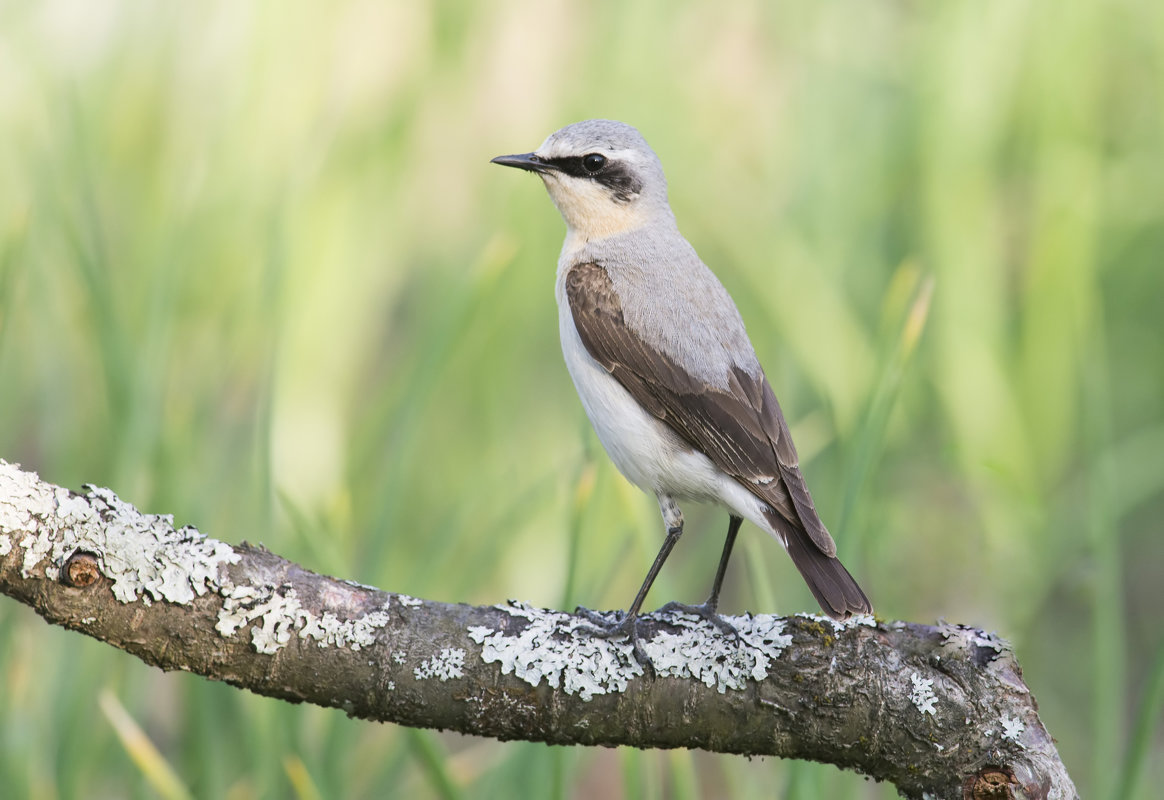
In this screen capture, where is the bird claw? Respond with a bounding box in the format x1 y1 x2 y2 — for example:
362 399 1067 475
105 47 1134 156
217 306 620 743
659 600 741 640
573 607 656 678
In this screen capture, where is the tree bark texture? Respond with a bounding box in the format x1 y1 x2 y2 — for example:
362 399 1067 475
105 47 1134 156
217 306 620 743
0 460 1076 799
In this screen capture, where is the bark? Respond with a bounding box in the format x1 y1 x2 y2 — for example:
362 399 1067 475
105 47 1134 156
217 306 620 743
0 460 1076 799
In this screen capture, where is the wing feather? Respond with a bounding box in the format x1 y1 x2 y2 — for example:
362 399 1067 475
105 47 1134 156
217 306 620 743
565 261 836 557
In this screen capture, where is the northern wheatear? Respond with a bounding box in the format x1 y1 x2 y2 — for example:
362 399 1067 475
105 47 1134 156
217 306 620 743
493 120 871 655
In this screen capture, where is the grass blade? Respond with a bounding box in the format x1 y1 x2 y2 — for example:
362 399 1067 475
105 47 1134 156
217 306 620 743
99 689 193 800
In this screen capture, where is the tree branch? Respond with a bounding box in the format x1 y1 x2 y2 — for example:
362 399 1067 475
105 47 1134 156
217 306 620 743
0 460 1075 799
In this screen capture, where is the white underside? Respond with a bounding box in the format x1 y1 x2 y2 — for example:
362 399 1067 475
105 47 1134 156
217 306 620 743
557 302 777 540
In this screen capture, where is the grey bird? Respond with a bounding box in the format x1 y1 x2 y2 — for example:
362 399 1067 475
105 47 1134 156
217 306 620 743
492 119 871 653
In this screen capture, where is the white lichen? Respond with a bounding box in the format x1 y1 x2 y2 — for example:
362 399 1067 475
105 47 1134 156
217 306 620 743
414 648 466 681
910 672 937 716
0 462 58 534
299 609 391 651
396 594 422 607
1 462 402 657
468 603 641 700
1 461 239 605
937 621 1010 655
1001 714 1025 743
795 611 877 633
216 584 304 654
468 601 793 702
216 583 394 655
647 611 792 691
974 631 1009 653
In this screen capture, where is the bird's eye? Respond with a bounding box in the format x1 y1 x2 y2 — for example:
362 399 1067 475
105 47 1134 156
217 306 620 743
582 153 606 172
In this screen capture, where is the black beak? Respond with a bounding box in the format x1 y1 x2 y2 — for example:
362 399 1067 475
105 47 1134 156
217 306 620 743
490 152 553 173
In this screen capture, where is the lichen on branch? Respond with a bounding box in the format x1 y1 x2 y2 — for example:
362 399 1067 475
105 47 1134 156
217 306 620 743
0 460 1078 799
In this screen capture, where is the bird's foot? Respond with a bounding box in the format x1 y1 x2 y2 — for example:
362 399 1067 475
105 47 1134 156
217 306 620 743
659 600 740 640
573 607 655 677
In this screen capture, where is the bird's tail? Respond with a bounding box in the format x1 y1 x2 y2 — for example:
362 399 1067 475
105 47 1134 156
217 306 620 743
763 508 872 620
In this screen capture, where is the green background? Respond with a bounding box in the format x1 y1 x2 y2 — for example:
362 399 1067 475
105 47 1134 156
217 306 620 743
1 1 1161 797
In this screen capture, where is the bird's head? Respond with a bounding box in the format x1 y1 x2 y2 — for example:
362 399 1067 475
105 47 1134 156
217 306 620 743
492 119 672 240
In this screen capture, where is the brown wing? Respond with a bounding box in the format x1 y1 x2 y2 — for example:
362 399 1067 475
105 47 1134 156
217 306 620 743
565 261 836 557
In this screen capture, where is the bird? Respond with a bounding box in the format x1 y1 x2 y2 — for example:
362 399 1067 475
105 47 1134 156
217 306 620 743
491 119 871 657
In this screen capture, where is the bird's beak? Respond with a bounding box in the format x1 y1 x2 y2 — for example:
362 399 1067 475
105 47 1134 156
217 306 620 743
490 152 553 173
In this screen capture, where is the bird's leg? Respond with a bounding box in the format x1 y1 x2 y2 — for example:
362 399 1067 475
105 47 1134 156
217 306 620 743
703 514 743 614
576 495 686 673
660 514 743 638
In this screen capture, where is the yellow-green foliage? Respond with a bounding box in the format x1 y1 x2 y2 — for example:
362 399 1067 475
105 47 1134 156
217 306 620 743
1 2 1161 798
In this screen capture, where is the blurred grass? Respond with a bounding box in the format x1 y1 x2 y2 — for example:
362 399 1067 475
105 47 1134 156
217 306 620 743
99 689 193 800
1 1 1162 797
